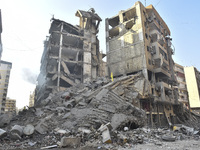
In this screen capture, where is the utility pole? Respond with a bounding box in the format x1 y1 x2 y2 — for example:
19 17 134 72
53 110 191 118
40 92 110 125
57 22 63 91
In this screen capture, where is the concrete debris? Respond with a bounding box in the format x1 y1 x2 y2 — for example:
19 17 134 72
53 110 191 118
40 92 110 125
23 124 34 135
41 145 57 149
59 137 81 148
161 135 176 142
98 123 112 143
10 125 23 140
0 113 12 128
1 73 200 149
0 129 7 138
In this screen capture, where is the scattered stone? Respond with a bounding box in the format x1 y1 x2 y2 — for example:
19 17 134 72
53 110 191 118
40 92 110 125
35 121 48 134
23 124 35 135
0 113 12 128
59 137 81 148
28 141 37 146
98 123 112 143
162 135 176 142
10 125 23 140
41 145 58 149
0 129 7 138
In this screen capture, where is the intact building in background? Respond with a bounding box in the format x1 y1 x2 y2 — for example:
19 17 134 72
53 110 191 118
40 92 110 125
0 60 12 114
0 9 3 59
174 63 189 107
106 1 177 126
4 98 16 114
35 9 106 104
184 66 200 112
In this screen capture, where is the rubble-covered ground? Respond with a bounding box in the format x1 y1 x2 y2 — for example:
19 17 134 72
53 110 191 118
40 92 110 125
1 72 200 150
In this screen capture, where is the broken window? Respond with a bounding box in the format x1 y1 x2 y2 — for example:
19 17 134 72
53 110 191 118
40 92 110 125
148 59 152 65
148 70 152 81
159 48 167 61
122 8 136 22
125 20 135 30
145 33 148 39
108 16 119 28
109 27 119 38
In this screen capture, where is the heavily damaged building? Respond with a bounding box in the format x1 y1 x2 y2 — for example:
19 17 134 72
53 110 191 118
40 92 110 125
106 2 178 126
174 63 189 107
35 9 105 103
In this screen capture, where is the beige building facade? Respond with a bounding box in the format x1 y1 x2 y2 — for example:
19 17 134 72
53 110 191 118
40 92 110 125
0 60 12 114
184 66 200 110
4 98 16 114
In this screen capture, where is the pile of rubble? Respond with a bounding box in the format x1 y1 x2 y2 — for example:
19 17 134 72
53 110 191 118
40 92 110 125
0 72 200 149
0 72 148 149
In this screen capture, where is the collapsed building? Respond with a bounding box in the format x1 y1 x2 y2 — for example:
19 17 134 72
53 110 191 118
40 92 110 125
106 2 178 126
35 9 106 103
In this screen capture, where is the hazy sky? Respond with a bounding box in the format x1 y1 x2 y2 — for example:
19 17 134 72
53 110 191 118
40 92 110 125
0 0 200 108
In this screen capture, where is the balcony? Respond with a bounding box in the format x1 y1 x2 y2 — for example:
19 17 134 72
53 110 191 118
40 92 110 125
149 19 160 32
155 81 175 103
150 29 166 46
154 67 170 78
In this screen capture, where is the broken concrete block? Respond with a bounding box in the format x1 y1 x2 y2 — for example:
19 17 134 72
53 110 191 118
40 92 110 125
0 113 12 128
62 112 71 119
10 125 23 140
61 91 71 99
35 108 44 116
59 137 81 148
95 88 109 100
98 123 112 143
161 135 176 142
56 107 67 113
111 114 127 130
98 104 116 113
78 127 91 134
23 124 35 135
54 128 70 135
63 99 76 108
181 125 194 135
35 121 48 134
0 129 7 138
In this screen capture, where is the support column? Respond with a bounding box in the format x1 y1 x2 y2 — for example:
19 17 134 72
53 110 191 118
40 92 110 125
57 22 63 91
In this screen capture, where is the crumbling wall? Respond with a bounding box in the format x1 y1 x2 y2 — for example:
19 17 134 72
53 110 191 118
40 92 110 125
106 2 147 77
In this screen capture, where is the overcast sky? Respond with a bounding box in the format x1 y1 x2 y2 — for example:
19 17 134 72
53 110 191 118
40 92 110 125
0 0 200 109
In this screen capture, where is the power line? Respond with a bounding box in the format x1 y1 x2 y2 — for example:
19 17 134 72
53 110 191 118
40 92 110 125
155 0 162 7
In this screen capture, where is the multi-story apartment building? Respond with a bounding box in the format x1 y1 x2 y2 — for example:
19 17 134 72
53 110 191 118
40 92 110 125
106 1 177 126
4 98 16 114
35 9 105 104
0 9 2 60
184 66 200 112
0 60 12 114
174 63 189 107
